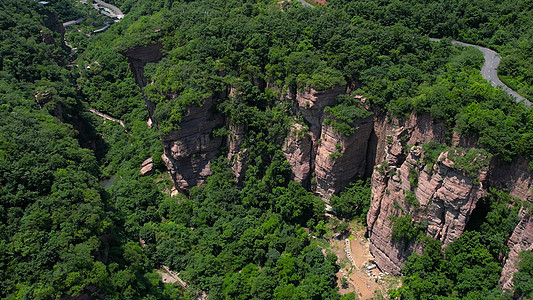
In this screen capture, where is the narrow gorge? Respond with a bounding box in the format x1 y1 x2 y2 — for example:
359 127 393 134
125 42 532 287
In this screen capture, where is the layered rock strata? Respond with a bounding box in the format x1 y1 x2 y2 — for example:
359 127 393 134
161 98 224 191
493 158 533 289
140 157 155 176
283 86 376 199
283 122 313 185
368 144 489 274
314 117 373 199
500 213 533 290
365 113 487 274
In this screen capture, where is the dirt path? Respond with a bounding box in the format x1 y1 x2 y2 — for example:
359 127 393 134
330 225 398 299
89 108 125 127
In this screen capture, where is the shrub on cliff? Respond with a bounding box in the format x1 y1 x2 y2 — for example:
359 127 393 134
330 180 371 223
513 251 533 299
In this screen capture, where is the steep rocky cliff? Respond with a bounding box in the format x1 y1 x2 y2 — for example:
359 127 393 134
492 158 533 290
365 113 533 280
122 45 228 192
368 145 490 274
161 97 224 192
121 44 163 119
283 86 375 199
500 212 533 290
122 46 532 285
283 122 313 185
314 117 373 199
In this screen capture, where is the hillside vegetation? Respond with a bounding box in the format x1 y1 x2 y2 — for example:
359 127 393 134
1 0 532 299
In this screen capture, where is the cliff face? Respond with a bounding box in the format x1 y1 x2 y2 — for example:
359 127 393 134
500 213 533 290
283 86 375 198
365 113 533 281
368 145 489 274
283 122 313 185
314 117 373 200
121 44 163 119
122 45 226 191
122 45 532 285
492 158 533 290
295 86 344 147
161 98 224 191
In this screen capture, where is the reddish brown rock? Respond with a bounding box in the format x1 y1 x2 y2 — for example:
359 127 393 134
500 212 533 290
367 120 489 274
492 158 533 289
140 157 155 176
295 86 345 147
283 122 313 185
314 116 373 200
161 98 224 191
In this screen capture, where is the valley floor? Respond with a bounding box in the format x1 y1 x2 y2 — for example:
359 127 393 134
328 223 400 299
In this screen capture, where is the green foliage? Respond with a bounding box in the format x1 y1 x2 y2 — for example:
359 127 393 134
305 66 346 91
514 251 533 299
324 95 373 136
3 0 533 298
390 214 423 243
397 232 503 299
404 190 419 209
421 142 445 168
468 189 521 260
456 102 532 163
447 147 493 178
330 180 371 223
329 152 343 159
408 167 418 187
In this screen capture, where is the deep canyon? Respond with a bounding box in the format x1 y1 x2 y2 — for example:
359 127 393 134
122 43 533 290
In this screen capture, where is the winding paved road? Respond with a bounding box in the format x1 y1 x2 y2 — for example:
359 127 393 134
430 38 531 106
93 0 124 20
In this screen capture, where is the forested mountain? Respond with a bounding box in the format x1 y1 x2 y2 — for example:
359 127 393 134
1 0 532 299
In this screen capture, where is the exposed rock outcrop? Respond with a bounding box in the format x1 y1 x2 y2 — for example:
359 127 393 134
500 212 533 290
283 86 347 189
368 145 489 274
283 122 313 186
121 44 163 119
161 98 224 191
140 157 155 176
283 87 376 200
314 116 373 200
492 158 533 289
295 86 345 147
366 113 491 274
227 121 248 183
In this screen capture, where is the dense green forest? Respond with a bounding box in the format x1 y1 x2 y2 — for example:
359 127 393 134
1 0 532 299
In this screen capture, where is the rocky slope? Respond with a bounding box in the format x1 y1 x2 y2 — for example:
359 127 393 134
368 145 489 274
313 118 373 199
492 158 533 290
365 113 533 279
